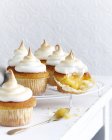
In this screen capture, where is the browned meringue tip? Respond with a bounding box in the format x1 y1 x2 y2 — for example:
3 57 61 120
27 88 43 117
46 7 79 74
69 50 74 56
41 39 46 46
66 50 74 59
43 39 46 44
6 69 17 81
21 40 24 44
41 40 50 48
28 47 33 56
18 40 24 49
55 44 60 51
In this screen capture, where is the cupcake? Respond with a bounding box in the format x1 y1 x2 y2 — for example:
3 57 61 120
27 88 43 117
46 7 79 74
54 51 94 94
7 41 28 71
46 44 66 86
15 48 49 96
34 40 55 64
0 70 36 127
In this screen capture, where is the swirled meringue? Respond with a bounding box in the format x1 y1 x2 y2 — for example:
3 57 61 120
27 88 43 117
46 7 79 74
46 45 66 66
34 40 55 60
8 41 28 66
15 48 46 73
55 51 88 74
0 70 32 102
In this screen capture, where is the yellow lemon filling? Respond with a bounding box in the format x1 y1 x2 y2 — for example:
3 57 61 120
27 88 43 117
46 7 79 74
54 108 71 119
54 73 94 91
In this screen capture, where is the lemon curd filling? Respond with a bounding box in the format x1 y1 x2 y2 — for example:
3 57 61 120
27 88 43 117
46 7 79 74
54 73 94 93
54 108 71 119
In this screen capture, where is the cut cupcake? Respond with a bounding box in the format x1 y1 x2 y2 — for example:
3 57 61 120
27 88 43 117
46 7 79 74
34 40 55 64
7 41 28 71
0 70 36 127
54 51 94 94
15 48 49 96
46 44 66 86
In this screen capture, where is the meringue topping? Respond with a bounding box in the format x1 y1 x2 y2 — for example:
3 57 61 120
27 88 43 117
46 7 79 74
46 44 66 66
8 41 28 66
34 40 55 60
15 40 27 51
65 50 75 60
0 70 32 102
3 70 17 89
15 48 46 73
41 40 49 49
55 51 88 74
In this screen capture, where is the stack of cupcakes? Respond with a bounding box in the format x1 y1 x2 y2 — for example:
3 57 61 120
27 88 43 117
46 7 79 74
0 40 95 128
6 40 94 96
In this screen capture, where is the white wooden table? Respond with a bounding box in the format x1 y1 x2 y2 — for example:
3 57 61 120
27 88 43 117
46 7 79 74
0 76 112 140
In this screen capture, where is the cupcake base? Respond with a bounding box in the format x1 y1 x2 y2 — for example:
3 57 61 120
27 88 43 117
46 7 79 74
0 108 32 127
14 71 49 96
47 65 57 86
17 78 48 96
0 97 36 127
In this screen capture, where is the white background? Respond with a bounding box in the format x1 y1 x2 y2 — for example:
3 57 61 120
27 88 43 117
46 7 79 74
0 1 112 139
0 0 112 75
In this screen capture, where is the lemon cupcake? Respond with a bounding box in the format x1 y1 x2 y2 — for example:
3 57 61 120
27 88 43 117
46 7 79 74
7 41 28 71
54 51 94 94
46 44 66 86
15 48 49 96
34 40 54 64
0 70 36 127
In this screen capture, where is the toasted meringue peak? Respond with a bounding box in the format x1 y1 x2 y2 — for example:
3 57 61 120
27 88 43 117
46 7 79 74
46 44 66 66
65 50 75 60
34 40 55 60
4 69 17 89
41 40 49 49
55 44 62 51
15 40 27 53
16 40 27 51
18 40 24 49
55 44 60 51
53 44 64 55
24 48 38 61
15 48 46 73
8 41 28 66
55 50 88 74
0 70 32 102
8 69 17 83
28 47 33 57
43 39 46 44
42 40 46 45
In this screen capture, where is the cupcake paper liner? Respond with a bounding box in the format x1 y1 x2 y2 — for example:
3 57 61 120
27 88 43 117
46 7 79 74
17 78 48 96
47 69 56 86
0 108 33 127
